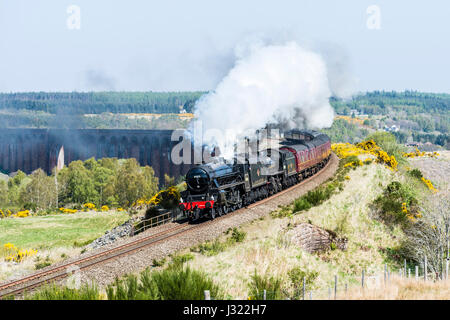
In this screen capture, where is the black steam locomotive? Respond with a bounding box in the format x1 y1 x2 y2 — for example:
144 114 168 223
179 130 331 221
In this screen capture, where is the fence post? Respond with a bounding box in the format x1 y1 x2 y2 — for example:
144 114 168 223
309 291 312 300
204 290 211 300
404 259 407 277
263 290 266 301
446 259 449 280
302 277 306 300
384 264 387 285
388 268 390 283
334 275 337 300
408 268 411 279
328 287 331 300
424 256 428 281
361 270 365 289
415 266 419 280
345 283 348 294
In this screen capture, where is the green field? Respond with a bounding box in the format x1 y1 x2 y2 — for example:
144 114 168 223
0 211 129 250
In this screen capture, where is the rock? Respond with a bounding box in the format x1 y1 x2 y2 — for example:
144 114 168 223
87 219 136 250
288 223 348 253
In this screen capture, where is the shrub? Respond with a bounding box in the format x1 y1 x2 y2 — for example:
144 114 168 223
191 240 226 256
73 239 95 248
373 181 419 224
107 271 159 300
152 257 166 267
107 266 222 300
35 256 52 270
248 270 283 300
293 185 334 213
170 253 194 269
408 168 423 179
227 228 246 243
271 205 293 218
287 267 318 299
152 266 223 300
26 283 102 300
293 198 312 212
340 155 360 168
366 132 406 164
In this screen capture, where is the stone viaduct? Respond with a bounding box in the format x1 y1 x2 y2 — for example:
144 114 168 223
0 129 196 184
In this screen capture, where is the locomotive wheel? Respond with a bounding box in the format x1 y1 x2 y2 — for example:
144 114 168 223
210 208 216 220
223 205 229 214
217 206 223 217
194 207 200 221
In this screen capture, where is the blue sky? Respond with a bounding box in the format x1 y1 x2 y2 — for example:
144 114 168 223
0 0 449 93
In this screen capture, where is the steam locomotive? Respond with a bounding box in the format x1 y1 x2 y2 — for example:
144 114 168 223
179 130 331 221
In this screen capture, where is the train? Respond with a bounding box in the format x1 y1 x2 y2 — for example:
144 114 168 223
179 130 331 222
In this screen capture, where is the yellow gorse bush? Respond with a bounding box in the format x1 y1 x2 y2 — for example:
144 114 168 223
3 243 38 263
421 177 438 193
402 202 422 222
101 205 109 211
132 186 181 209
402 148 440 158
83 203 96 210
1 209 27 219
59 207 78 214
332 139 398 170
14 210 30 218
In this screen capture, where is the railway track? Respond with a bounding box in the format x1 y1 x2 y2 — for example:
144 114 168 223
0 154 336 299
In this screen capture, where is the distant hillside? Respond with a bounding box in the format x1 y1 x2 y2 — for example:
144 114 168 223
0 91 206 115
327 91 449 147
0 91 449 147
332 91 450 116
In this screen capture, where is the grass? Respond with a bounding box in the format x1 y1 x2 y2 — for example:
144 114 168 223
248 270 283 300
339 277 450 300
0 210 128 283
0 211 129 250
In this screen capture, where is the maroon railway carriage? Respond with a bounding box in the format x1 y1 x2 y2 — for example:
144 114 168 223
280 130 331 178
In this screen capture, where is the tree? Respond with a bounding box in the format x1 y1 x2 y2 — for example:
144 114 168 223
0 180 8 205
93 165 116 206
21 169 55 210
65 161 98 205
401 194 450 275
115 159 158 207
163 174 176 188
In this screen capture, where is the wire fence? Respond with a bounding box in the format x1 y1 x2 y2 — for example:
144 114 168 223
202 258 450 300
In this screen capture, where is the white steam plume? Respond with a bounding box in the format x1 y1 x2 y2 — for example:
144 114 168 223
191 41 335 159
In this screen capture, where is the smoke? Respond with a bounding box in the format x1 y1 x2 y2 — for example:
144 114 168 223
191 41 335 158
316 42 358 99
85 69 116 91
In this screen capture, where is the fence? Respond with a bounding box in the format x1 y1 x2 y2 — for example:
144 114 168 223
132 211 175 235
202 257 450 300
